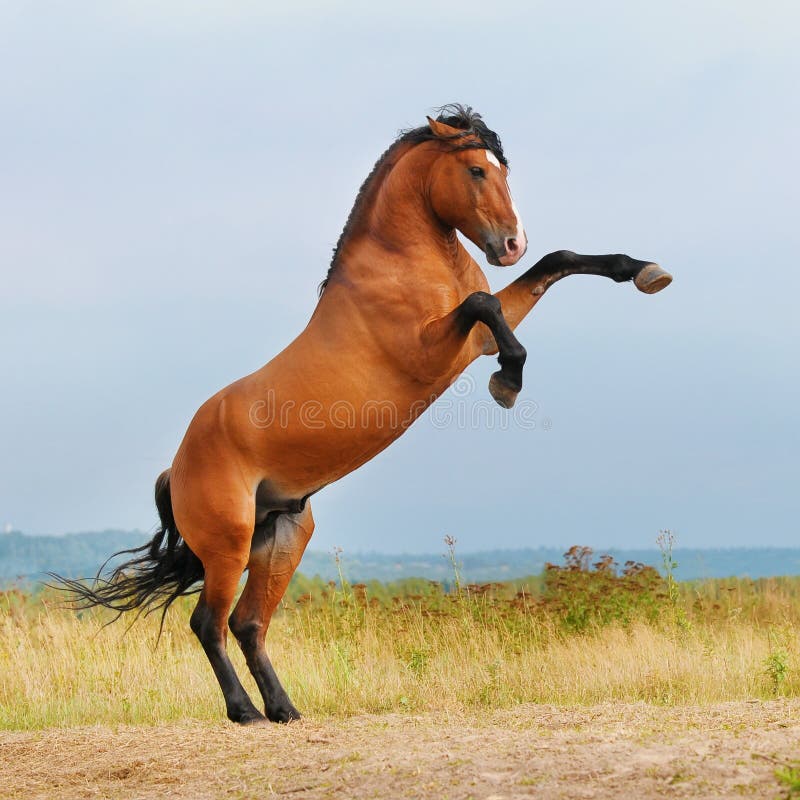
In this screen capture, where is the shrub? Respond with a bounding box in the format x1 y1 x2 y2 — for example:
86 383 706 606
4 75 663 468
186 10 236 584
540 545 664 631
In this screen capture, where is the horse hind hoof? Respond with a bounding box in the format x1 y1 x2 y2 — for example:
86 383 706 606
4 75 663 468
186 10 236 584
488 373 519 409
634 263 673 294
267 704 302 724
237 710 269 726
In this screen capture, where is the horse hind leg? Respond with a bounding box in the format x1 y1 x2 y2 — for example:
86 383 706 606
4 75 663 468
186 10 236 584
229 504 315 723
188 534 265 725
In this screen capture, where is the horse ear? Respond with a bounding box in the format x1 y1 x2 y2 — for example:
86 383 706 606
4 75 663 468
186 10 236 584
427 116 464 139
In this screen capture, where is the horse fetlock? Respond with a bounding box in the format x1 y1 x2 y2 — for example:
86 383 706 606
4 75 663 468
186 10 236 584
509 344 527 366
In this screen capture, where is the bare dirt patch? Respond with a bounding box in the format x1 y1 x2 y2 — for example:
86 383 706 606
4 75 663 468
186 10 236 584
2 700 799 799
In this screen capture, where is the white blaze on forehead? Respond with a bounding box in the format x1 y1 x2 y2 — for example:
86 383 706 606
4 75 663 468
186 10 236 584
484 150 502 169
481 148 527 251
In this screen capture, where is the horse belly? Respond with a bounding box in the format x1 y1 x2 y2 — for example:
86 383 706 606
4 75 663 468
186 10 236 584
233 366 437 501
191 327 461 511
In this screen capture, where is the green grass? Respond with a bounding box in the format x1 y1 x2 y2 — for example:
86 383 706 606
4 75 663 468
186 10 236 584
776 764 800 798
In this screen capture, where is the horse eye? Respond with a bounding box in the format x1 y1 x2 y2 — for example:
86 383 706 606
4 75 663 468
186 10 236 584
469 166 485 178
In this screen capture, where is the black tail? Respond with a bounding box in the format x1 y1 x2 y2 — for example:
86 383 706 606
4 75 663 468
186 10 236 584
49 470 205 629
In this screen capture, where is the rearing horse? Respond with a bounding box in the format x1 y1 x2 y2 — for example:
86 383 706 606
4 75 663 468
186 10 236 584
60 104 671 724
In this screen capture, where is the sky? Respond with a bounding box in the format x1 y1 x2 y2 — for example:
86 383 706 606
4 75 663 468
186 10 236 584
1 1 798 553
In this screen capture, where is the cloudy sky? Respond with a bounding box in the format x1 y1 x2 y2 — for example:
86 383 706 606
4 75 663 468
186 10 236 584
1 1 798 553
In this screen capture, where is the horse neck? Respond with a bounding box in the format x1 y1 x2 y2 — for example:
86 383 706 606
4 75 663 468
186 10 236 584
336 144 458 280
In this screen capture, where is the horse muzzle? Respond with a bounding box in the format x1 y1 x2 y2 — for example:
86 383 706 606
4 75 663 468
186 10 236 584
484 230 528 267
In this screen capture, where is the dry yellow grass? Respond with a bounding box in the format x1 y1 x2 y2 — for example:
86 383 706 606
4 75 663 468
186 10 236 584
2 576 799 730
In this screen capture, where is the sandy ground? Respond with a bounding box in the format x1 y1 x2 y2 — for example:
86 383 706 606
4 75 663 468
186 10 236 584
2 700 799 799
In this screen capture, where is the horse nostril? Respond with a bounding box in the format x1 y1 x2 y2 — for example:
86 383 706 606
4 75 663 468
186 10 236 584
506 237 519 254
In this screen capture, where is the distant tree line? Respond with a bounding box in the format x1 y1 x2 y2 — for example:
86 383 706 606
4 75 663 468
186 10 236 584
2 530 799 587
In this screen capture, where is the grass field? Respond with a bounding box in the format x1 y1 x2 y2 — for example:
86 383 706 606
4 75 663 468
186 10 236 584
2 541 800 731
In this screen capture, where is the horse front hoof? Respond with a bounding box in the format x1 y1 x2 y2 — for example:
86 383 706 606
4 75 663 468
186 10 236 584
634 263 673 294
489 373 519 409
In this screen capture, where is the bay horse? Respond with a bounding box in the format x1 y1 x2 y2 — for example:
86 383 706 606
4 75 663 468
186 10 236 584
58 104 671 724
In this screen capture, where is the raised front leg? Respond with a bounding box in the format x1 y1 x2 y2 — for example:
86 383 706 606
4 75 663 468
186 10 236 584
422 291 527 408
491 250 672 342
460 292 527 408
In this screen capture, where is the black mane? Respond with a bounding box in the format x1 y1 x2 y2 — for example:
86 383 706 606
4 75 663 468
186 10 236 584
318 104 507 295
